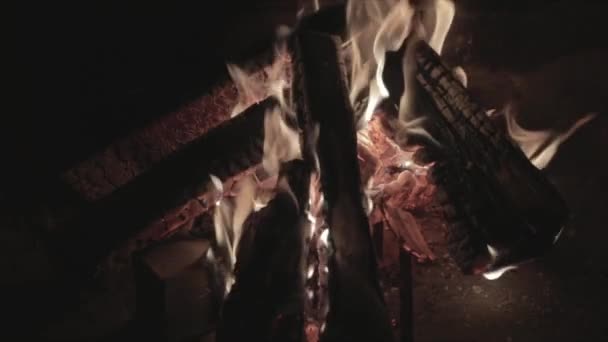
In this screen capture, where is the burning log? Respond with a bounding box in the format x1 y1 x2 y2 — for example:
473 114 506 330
216 160 311 342
63 77 237 201
399 249 413 342
411 40 569 274
58 97 278 275
63 47 280 201
292 31 393 341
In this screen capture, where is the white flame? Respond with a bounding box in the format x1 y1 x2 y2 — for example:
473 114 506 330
397 0 454 127
212 175 257 294
506 110 597 169
307 264 315 279
553 226 565 244
209 174 224 206
419 0 455 55
227 27 292 117
346 0 456 146
483 244 517 280
319 228 329 246
262 106 302 175
346 0 415 124
212 25 301 297
483 265 518 280
487 244 499 258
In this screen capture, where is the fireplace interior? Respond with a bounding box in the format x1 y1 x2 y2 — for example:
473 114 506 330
7 0 608 341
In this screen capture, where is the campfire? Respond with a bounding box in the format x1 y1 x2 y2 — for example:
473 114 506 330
58 1 597 341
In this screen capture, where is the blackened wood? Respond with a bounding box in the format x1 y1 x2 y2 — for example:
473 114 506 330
293 30 393 342
216 160 310 342
399 249 413 342
413 41 569 273
57 97 278 277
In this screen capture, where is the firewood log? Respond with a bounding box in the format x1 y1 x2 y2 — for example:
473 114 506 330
57 97 277 277
292 30 393 342
216 160 310 342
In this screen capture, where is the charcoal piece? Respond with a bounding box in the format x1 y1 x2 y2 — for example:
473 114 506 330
292 30 393 342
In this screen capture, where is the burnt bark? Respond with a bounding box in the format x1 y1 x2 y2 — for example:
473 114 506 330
412 41 569 273
57 97 278 276
292 30 393 342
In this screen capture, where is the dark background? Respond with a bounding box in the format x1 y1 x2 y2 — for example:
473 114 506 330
6 0 608 341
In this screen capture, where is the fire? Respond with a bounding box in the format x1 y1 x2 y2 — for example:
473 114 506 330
227 26 292 117
505 108 597 169
482 244 518 280
207 27 301 296
303 173 331 332
346 0 415 125
482 265 518 281
211 174 256 295
206 0 593 334
346 0 455 133
209 0 460 303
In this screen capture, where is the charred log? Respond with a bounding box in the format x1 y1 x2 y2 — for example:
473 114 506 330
292 30 393 342
216 160 311 342
412 41 569 274
57 97 278 276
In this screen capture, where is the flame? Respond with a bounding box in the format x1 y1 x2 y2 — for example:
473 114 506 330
482 244 517 280
208 174 224 205
209 23 304 297
307 264 315 279
303 173 331 332
346 0 415 125
396 0 454 137
483 265 518 281
418 0 455 55
346 0 455 131
262 105 302 175
227 27 292 117
506 109 597 169
319 228 329 246
211 175 257 294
